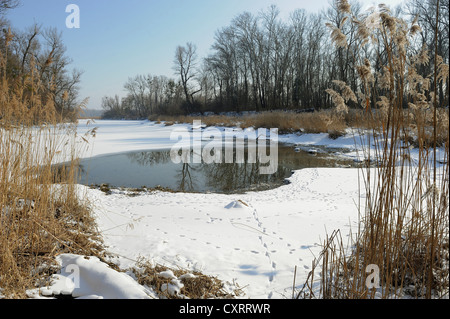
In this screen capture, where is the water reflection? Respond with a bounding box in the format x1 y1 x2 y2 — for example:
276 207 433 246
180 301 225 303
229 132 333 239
127 150 172 166
202 159 291 193
178 163 198 193
69 146 355 194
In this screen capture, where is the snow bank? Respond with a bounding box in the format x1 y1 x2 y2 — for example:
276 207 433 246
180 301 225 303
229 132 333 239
30 254 155 299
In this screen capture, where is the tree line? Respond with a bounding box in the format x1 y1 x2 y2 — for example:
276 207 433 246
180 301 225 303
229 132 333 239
100 0 449 119
0 0 83 122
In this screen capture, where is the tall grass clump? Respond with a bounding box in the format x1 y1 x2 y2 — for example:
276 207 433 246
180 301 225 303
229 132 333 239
297 1 449 299
0 30 102 298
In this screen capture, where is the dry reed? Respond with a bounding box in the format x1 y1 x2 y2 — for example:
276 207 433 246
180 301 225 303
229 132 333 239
150 110 350 138
296 3 449 299
0 34 104 298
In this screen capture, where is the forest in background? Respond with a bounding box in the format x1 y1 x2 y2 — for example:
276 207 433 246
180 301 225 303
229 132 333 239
101 0 449 119
0 0 448 121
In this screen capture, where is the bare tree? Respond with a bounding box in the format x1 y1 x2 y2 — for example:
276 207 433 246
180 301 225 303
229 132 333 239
173 42 201 109
124 75 149 118
0 0 19 15
405 0 449 107
104 1 448 117
12 23 40 77
36 27 82 117
6 25 82 118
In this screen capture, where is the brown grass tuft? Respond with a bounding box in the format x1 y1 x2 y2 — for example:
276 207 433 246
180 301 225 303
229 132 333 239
131 258 243 299
0 35 104 298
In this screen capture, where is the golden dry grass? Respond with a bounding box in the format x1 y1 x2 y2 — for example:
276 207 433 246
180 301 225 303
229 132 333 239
295 3 449 299
150 108 448 144
0 42 105 298
150 110 351 138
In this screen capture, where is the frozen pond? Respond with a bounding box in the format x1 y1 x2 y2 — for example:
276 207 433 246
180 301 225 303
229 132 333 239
62 145 356 194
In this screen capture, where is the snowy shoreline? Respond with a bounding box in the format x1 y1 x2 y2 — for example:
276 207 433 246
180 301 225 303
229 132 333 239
30 119 447 299
75 119 447 165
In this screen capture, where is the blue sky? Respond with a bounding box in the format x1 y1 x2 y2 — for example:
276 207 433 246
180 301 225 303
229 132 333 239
5 0 404 109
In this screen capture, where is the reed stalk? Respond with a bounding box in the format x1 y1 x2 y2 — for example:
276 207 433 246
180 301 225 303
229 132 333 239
296 1 449 299
0 30 102 298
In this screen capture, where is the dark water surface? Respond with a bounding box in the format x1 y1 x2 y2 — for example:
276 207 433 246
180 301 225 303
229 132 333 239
64 145 355 194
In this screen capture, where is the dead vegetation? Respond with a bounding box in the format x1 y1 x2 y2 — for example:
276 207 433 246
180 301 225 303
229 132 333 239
150 106 448 145
150 110 351 138
0 33 105 298
131 258 244 299
295 1 449 299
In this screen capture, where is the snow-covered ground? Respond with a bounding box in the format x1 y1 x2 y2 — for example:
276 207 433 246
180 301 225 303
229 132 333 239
30 119 446 299
81 166 363 299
